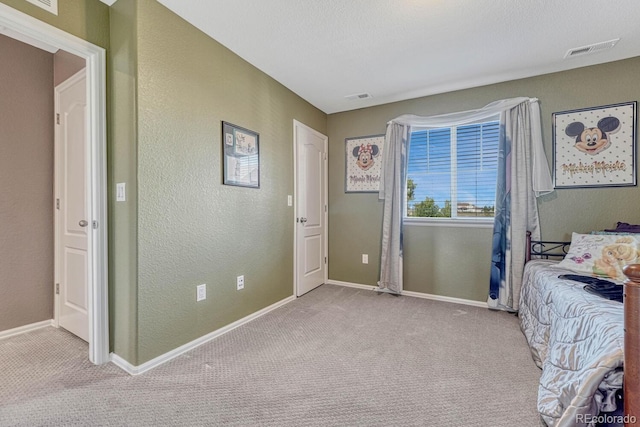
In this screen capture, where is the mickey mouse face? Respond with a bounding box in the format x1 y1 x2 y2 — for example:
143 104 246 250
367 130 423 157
574 128 609 154
565 116 620 156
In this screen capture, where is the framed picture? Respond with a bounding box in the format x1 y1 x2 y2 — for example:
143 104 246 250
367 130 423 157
222 121 260 188
345 134 384 192
552 101 636 189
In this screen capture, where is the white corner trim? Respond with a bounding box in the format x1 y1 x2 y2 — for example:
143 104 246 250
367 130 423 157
0 320 54 340
109 353 136 374
110 295 296 376
327 279 487 308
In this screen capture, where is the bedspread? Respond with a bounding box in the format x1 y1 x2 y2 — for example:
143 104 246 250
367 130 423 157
519 260 624 427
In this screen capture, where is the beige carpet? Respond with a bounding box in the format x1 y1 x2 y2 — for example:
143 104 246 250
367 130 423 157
0 284 544 426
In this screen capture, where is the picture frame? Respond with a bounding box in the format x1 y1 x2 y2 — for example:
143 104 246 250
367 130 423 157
222 121 260 188
552 101 637 189
345 134 384 193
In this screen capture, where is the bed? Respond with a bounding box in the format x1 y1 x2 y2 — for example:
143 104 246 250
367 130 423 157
519 230 640 426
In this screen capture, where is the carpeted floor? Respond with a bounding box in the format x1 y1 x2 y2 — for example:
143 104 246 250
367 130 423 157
0 284 544 426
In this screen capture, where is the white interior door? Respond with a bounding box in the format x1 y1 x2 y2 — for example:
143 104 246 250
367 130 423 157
294 121 328 297
55 69 89 342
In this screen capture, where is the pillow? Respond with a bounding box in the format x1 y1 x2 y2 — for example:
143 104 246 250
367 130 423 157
604 222 640 233
557 232 640 281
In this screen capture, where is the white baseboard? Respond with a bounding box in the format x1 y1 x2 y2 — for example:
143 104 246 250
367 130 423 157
110 295 296 376
326 279 487 308
325 279 377 291
400 290 488 308
0 319 54 340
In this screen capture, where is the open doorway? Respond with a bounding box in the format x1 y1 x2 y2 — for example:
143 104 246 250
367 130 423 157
0 4 108 364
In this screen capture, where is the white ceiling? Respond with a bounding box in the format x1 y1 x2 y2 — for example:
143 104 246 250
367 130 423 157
105 0 640 114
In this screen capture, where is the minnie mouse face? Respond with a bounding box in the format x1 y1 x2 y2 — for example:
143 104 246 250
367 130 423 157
357 150 374 169
565 116 620 156
353 144 379 171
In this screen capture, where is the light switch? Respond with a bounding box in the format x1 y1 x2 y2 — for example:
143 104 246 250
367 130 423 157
287 195 293 206
116 183 126 202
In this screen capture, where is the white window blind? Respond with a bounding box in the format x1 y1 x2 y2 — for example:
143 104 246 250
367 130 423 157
406 120 499 219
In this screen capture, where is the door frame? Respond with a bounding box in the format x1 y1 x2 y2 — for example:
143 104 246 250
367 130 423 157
0 4 109 364
292 120 328 297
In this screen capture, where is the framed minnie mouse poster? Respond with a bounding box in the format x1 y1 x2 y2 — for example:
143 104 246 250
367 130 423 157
552 101 636 188
345 135 384 192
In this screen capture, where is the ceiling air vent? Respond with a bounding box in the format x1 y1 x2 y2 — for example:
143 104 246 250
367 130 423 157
564 38 619 59
345 92 373 101
25 0 58 15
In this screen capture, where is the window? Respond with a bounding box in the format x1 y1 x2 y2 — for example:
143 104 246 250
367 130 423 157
406 119 499 221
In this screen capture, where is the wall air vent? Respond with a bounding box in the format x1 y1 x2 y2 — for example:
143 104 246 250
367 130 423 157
564 38 619 59
345 92 373 101
25 0 58 15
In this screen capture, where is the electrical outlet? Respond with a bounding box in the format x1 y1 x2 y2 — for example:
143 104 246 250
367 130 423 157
362 254 368 264
237 275 245 290
196 284 206 301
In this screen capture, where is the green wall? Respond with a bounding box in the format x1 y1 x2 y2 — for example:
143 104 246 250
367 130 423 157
2 0 326 366
328 57 640 302
133 0 325 364
7 0 640 363
109 0 138 364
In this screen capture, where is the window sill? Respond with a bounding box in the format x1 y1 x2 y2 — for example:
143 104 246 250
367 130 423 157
403 217 494 229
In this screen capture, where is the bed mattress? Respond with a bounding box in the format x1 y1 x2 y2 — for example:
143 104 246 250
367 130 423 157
519 260 624 426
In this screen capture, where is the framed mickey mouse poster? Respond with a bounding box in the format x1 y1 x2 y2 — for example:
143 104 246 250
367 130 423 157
552 101 636 188
345 135 384 192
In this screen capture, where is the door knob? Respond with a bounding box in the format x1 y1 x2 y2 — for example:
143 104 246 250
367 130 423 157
300 217 307 224
79 220 88 227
